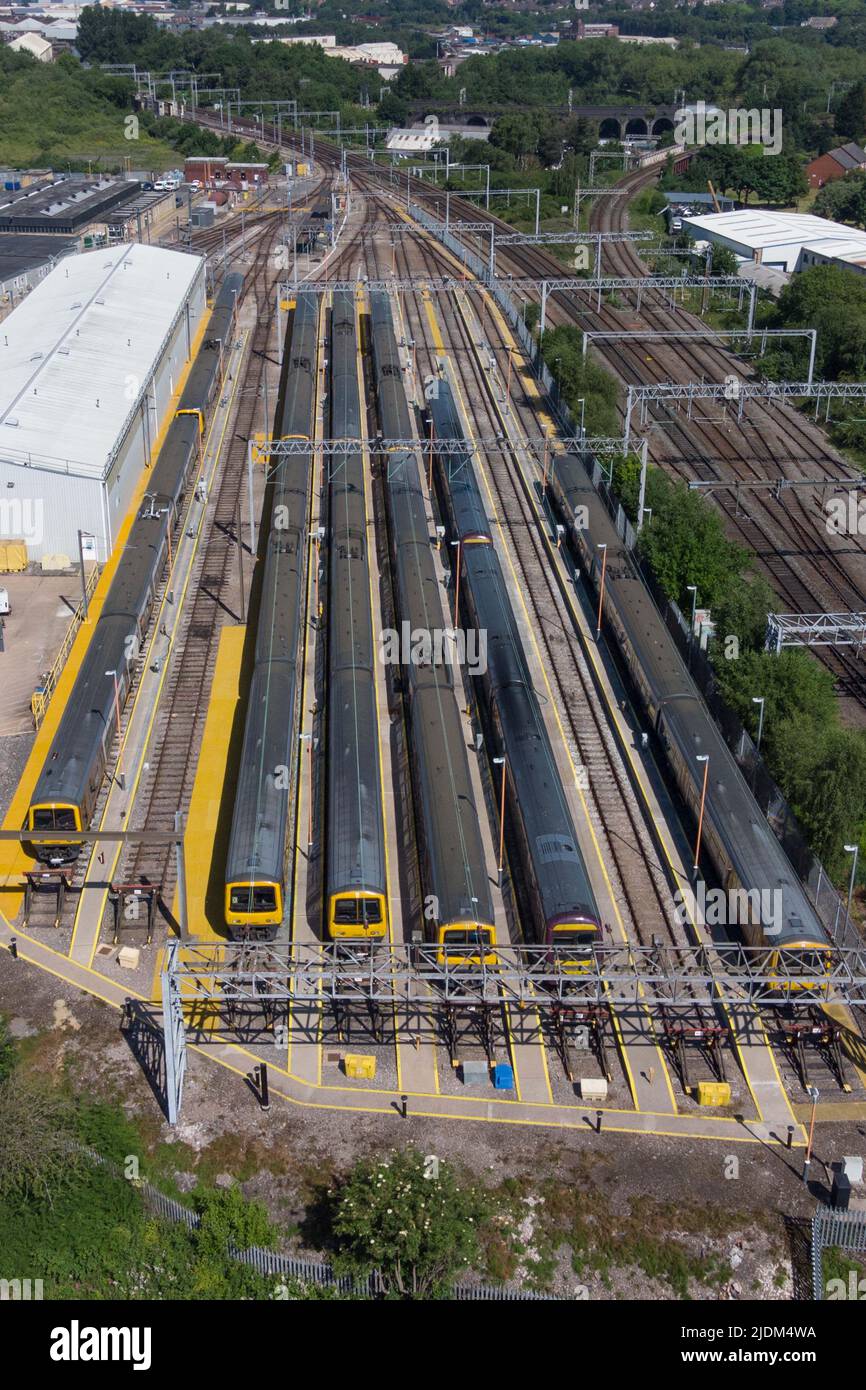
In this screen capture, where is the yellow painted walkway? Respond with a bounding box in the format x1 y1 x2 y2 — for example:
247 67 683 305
178 625 246 941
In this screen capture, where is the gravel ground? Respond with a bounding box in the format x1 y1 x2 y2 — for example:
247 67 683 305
4 947 865 1301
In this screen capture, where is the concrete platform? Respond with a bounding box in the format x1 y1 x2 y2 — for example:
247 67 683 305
0 573 83 736
178 625 246 941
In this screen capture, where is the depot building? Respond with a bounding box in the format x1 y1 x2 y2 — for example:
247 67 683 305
0 242 206 564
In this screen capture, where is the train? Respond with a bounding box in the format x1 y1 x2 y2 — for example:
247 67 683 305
428 377 602 969
369 292 496 962
223 292 318 939
546 443 833 983
26 272 244 864
325 291 387 938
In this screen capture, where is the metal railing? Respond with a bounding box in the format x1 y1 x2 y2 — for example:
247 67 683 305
83 1147 556 1300
31 562 100 728
811 1209 866 1300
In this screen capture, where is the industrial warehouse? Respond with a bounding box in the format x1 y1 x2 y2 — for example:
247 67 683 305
0 73 865 1328
0 242 206 562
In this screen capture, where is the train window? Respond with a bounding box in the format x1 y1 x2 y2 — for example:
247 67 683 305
31 808 77 831
230 886 277 913
442 928 491 947
334 898 382 925
787 950 828 975
551 930 595 951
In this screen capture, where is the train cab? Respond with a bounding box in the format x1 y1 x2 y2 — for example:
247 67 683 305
25 802 83 864
435 921 497 967
224 879 284 937
328 891 387 940
767 944 833 994
175 407 205 435
547 914 600 974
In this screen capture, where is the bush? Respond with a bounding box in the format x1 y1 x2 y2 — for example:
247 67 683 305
329 1149 488 1298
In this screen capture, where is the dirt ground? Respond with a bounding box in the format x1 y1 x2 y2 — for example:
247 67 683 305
4 949 864 1301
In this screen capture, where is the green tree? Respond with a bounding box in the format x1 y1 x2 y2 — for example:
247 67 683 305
0 1076 79 1201
713 647 838 746
712 572 776 653
639 482 747 611
776 724 866 874
330 1149 487 1298
836 81 866 141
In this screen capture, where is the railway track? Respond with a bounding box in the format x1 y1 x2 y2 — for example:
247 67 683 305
337 192 681 957
119 215 288 922
348 157 866 711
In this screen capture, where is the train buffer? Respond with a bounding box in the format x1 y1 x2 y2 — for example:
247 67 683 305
23 869 76 929
777 1008 851 1095
661 1008 729 1095
550 1003 612 1084
442 999 502 1071
107 882 157 945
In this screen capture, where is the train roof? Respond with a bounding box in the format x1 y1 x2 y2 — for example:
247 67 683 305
0 243 204 481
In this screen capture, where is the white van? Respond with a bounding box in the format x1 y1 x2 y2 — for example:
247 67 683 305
0 588 10 616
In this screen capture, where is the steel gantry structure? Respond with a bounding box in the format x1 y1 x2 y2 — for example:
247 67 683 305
582 328 818 384
623 378 866 452
407 199 752 329
766 612 866 653
160 939 866 1122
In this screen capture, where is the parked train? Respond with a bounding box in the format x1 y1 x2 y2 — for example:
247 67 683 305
26 272 244 863
428 378 602 969
547 444 833 983
223 293 318 938
325 292 387 938
369 293 496 962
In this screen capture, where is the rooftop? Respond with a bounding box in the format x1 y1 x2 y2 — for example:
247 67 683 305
0 243 203 479
682 209 866 258
0 176 140 233
0 232 78 283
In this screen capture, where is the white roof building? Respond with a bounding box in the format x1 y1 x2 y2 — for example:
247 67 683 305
385 127 444 155
8 31 53 59
0 243 206 562
683 209 866 274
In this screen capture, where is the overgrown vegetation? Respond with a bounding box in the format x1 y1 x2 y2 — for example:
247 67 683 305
0 1016 786 1300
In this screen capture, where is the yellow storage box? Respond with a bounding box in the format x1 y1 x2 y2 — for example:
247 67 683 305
695 1081 731 1107
0 541 27 572
343 1054 376 1080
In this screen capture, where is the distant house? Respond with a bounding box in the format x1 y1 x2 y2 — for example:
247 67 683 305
801 14 837 27
806 142 866 190
7 32 53 60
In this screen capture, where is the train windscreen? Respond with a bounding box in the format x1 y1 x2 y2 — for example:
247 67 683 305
229 885 277 914
334 898 382 925
442 927 493 948
31 808 77 831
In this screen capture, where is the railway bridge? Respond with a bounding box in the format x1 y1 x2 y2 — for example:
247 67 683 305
405 102 682 140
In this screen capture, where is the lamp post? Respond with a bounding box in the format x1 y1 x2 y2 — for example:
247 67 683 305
693 754 709 875
686 584 698 668
687 584 698 636
752 696 765 754
843 843 859 944
803 1085 819 1184
493 755 506 880
596 543 607 639
577 396 586 441
77 529 94 623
